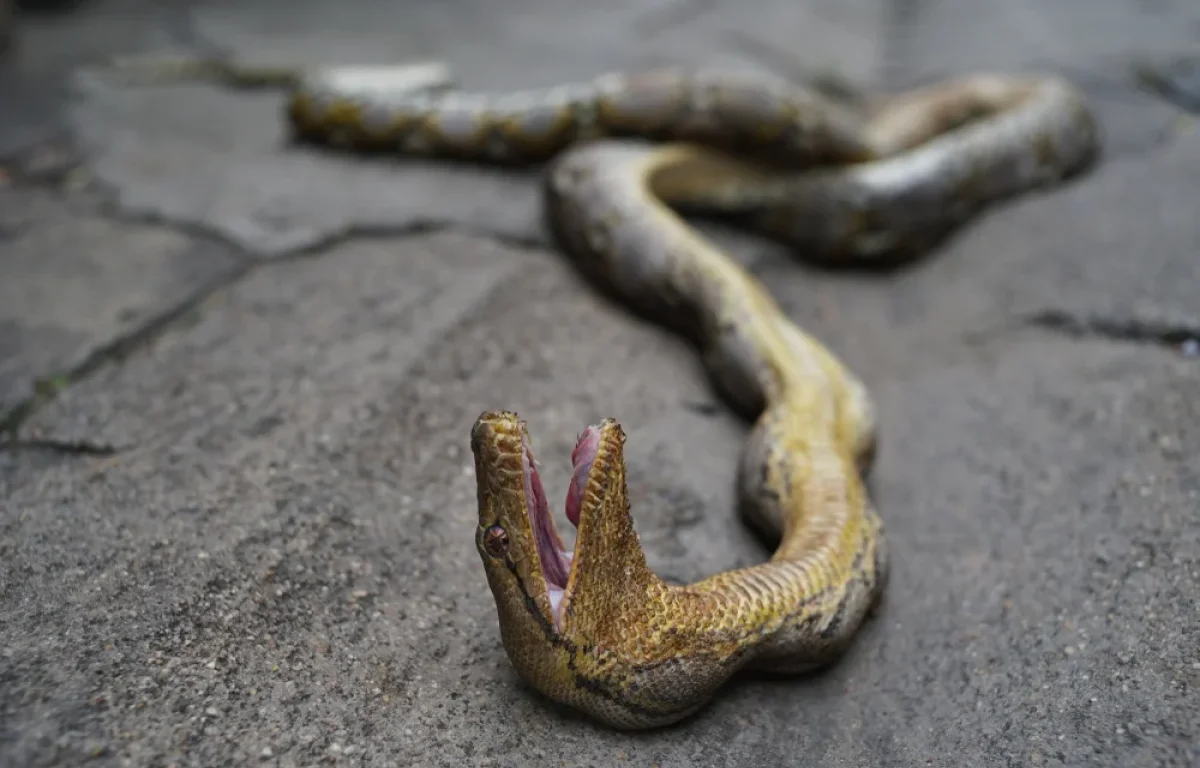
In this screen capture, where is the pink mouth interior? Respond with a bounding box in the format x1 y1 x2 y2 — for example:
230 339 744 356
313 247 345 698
566 427 602 526
520 425 602 620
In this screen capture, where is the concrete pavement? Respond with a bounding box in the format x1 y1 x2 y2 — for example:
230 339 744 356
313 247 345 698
2 0 1198 765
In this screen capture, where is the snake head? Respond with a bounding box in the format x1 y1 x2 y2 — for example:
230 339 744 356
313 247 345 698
470 410 628 633
471 410 731 728
470 411 577 636
470 413 662 687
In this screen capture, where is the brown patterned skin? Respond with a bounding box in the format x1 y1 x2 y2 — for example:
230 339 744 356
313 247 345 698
467 142 890 729
286 68 1098 261
109 59 1100 727
289 66 1096 728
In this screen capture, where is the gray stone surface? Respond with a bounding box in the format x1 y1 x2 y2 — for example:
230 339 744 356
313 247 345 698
0 0 176 156
882 0 1200 161
2 0 1199 767
67 0 886 257
0 184 244 418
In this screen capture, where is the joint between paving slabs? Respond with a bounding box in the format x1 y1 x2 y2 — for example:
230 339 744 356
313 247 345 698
4 128 553 445
1023 309 1200 358
310 219 547 255
0 258 253 446
10 42 1192 447
0 195 548 445
73 151 550 265
80 169 548 261
0 436 121 457
0 178 258 442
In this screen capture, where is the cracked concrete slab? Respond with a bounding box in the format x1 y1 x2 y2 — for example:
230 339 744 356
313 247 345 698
0 183 244 419
739 126 1200 388
7 230 1200 766
67 73 546 256
3 0 1200 765
65 0 885 258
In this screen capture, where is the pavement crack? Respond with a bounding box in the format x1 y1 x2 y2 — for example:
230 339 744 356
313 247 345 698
1130 54 1200 114
0 259 253 440
0 437 122 457
1025 309 1200 357
1 181 548 441
313 219 546 256
86 169 547 261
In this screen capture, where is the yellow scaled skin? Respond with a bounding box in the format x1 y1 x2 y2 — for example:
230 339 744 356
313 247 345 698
471 406 884 730
457 72 1096 731
285 64 1099 729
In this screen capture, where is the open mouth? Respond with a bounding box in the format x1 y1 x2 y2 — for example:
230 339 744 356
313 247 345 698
520 424 602 627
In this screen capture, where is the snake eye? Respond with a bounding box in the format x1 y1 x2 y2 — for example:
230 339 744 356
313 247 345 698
482 525 510 558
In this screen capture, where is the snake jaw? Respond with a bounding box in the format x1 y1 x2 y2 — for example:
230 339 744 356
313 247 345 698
520 439 573 626
471 411 604 633
524 424 604 628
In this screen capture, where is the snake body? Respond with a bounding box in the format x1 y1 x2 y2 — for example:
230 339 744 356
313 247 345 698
140 61 1097 727
291 66 1096 728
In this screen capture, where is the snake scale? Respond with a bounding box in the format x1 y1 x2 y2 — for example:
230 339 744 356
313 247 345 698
119 58 1100 727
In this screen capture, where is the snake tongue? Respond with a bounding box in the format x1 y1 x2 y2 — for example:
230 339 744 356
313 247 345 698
518 425 601 627
566 426 602 527
522 445 571 591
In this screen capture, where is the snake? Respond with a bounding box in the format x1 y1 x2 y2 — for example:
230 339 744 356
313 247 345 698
108 57 1100 728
